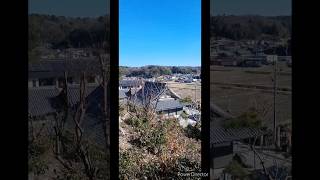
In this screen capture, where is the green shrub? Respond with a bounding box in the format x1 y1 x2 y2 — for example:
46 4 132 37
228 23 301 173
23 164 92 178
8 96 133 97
59 130 79 161
28 134 51 175
142 157 201 179
180 96 193 104
184 124 201 140
119 150 142 179
126 117 171 154
28 136 50 175
223 111 262 128
119 104 125 116
125 117 149 131
135 121 166 154
28 156 49 175
224 160 250 179
120 150 201 180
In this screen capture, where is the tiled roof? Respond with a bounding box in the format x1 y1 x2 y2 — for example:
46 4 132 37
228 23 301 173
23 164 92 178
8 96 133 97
136 81 167 102
28 59 101 79
129 82 183 111
155 99 183 112
28 85 99 117
63 85 107 147
28 87 61 116
211 127 266 145
119 80 142 87
64 114 106 147
29 85 107 147
64 85 98 107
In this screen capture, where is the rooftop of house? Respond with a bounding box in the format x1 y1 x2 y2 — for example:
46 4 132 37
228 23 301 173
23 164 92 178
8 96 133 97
119 80 143 87
28 87 61 116
125 81 184 112
29 58 102 79
135 81 167 102
155 99 183 112
28 84 99 117
28 84 108 147
210 126 266 145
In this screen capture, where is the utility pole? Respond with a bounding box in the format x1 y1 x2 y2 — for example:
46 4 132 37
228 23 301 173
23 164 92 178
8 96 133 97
194 81 197 106
273 55 277 148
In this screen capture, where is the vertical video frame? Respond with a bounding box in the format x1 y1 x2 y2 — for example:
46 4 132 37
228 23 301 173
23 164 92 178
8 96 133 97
28 0 111 179
119 0 203 179
210 0 292 179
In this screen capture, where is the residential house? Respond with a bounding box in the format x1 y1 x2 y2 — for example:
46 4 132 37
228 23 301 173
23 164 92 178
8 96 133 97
28 57 109 147
28 58 102 88
119 79 143 89
210 102 267 179
210 126 266 179
28 84 108 147
126 81 184 117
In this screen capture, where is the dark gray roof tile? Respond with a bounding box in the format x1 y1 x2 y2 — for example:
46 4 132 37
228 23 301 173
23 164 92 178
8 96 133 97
28 87 61 116
211 127 266 145
155 99 183 111
119 80 142 87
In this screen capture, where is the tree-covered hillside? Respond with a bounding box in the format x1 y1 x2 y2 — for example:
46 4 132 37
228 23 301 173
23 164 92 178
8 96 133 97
210 15 291 40
120 66 200 78
29 14 110 49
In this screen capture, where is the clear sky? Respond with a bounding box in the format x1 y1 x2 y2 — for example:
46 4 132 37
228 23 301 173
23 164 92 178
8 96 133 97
119 0 201 67
29 0 109 17
211 0 291 16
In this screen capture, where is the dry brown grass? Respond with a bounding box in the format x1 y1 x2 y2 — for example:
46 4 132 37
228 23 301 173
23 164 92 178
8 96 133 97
167 82 201 103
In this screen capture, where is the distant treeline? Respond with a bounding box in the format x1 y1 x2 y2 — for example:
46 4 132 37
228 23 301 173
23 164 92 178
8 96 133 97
120 66 200 78
29 14 110 50
210 15 291 40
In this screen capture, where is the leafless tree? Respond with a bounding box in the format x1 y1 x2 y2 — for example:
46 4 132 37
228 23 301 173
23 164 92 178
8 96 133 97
73 72 98 180
28 114 46 145
250 136 274 180
52 72 99 180
126 81 166 121
98 49 110 179
79 20 111 178
52 72 70 164
50 71 87 175
250 135 291 180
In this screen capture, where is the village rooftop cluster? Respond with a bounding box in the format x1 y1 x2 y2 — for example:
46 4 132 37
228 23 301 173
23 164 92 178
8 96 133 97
210 38 292 67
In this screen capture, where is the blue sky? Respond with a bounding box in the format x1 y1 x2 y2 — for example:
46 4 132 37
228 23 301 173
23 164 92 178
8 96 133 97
119 0 201 67
211 0 291 16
